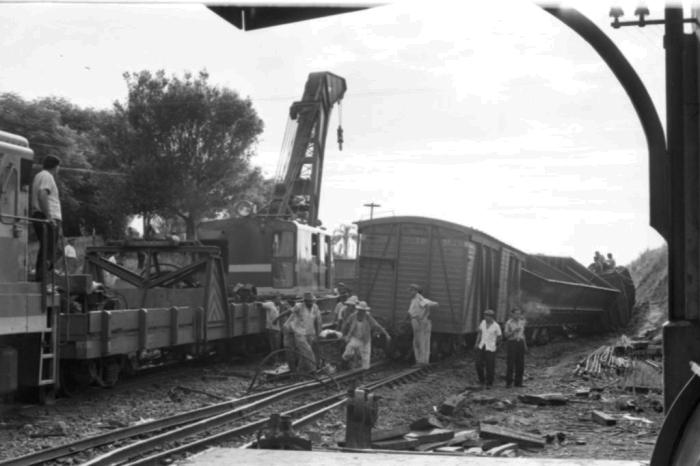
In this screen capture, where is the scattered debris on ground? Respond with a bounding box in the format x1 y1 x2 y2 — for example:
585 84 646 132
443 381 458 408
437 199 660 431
302 335 664 460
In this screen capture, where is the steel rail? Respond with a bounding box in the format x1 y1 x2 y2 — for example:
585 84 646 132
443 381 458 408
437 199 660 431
0 363 385 466
80 362 390 466
125 366 430 466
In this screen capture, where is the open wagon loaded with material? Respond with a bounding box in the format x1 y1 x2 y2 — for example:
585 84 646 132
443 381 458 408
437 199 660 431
355 216 634 360
58 240 267 393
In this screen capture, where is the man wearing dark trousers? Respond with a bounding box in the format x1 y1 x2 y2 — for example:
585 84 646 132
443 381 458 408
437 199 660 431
31 155 62 282
505 308 527 388
474 309 501 388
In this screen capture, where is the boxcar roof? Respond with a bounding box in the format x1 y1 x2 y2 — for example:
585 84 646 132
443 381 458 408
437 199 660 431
356 216 525 255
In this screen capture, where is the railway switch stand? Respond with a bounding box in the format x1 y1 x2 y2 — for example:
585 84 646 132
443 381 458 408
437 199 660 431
255 414 311 450
344 388 378 449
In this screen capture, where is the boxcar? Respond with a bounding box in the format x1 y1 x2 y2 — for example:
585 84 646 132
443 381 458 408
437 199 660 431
356 217 525 349
356 216 629 356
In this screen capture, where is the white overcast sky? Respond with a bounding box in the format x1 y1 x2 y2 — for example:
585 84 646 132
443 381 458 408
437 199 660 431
0 0 674 265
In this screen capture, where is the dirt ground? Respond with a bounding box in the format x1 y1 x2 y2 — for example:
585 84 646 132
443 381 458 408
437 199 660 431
305 333 663 461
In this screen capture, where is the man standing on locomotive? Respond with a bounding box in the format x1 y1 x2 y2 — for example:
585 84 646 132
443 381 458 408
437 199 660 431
504 307 527 388
341 301 391 369
31 155 62 282
407 284 437 366
474 309 502 388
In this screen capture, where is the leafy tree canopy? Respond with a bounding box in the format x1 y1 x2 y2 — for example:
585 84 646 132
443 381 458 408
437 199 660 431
113 70 265 237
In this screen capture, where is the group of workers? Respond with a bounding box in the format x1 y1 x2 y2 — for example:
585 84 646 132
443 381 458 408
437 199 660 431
589 251 617 274
474 307 528 388
262 282 443 373
262 283 393 372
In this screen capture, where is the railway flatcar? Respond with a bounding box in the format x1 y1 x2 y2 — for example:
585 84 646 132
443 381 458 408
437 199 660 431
355 216 630 357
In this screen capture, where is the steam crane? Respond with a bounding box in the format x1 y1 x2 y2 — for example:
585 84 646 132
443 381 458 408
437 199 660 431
264 72 347 225
198 72 346 302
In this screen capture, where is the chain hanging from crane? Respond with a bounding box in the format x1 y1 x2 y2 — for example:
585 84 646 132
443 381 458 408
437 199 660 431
337 100 344 151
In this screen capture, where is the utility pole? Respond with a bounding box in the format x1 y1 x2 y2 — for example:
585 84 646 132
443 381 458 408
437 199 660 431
363 202 380 220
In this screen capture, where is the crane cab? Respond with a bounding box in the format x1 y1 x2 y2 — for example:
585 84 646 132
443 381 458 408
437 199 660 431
197 217 334 298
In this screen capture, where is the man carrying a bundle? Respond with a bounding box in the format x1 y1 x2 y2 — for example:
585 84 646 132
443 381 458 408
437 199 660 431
341 301 391 369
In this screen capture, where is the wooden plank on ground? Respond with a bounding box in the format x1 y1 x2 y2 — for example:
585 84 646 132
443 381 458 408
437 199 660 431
371 438 420 450
517 393 568 406
478 423 545 448
372 427 410 442
405 428 454 445
591 410 617 426
486 442 518 457
416 440 451 452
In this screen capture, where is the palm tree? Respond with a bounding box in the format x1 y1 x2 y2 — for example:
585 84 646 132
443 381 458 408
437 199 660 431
332 224 358 258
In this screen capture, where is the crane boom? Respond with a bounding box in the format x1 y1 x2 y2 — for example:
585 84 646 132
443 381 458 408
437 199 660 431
264 71 347 225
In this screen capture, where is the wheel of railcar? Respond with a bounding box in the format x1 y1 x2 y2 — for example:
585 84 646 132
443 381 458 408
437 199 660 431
60 361 93 397
531 327 551 346
37 386 56 405
100 359 121 388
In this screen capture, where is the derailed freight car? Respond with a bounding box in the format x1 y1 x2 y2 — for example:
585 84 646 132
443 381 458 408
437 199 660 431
356 217 524 355
356 217 627 356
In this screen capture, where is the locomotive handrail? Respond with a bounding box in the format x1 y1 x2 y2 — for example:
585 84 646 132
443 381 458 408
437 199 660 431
0 212 51 223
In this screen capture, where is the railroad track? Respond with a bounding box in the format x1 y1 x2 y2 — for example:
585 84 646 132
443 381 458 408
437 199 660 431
116 365 430 466
0 363 388 466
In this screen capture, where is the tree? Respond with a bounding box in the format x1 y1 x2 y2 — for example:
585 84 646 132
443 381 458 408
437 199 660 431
112 70 265 238
332 224 357 258
0 93 129 237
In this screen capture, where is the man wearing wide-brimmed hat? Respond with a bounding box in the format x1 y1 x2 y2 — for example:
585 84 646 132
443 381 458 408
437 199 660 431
341 301 391 369
335 295 359 330
407 284 438 366
474 309 502 388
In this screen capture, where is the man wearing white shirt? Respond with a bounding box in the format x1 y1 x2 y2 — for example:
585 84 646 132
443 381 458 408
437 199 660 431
407 284 437 366
31 155 62 282
474 309 502 388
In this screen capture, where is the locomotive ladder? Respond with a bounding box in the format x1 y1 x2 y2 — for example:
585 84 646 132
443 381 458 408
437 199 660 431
37 290 59 388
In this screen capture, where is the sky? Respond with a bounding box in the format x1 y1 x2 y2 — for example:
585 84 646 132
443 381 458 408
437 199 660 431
0 0 673 265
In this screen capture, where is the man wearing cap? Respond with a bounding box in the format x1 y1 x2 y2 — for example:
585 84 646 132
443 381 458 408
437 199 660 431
336 295 359 331
341 301 391 369
31 155 62 282
407 284 437 366
474 309 502 388
504 307 527 388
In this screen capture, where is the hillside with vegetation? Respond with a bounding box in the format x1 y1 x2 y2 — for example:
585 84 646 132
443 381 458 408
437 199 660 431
627 245 668 339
